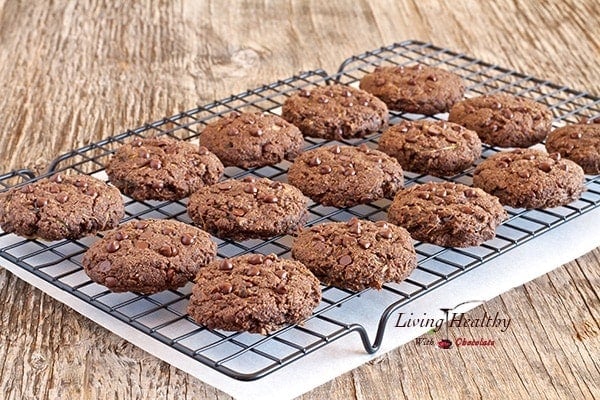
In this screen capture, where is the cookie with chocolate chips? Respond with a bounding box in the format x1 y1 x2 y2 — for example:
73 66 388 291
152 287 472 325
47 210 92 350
359 65 465 115
187 253 322 335
281 84 389 140
106 136 224 201
291 218 416 291
448 93 553 148
187 177 308 240
545 120 600 175
200 111 304 168
378 120 481 176
473 149 586 209
0 174 124 241
388 182 507 247
82 219 216 294
287 144 404 207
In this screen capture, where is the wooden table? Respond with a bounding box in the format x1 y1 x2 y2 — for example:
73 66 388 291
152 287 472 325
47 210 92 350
1 1 599 399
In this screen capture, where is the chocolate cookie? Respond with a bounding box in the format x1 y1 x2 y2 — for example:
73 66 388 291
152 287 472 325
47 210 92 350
281 84 388 140
106 136 224 201
448 93 553 148
187 177 308 240
378 120 481 176
387 182 507 247
200 111 304 168
359 65 465 115
287 144 404 207
291 218 417 291
0 174 124 241
187 253 322 335
82 219 216 294
473 149 586 209
545 121 600 174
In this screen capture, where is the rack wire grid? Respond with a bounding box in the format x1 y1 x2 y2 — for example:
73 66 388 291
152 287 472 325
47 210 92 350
1 40 599 381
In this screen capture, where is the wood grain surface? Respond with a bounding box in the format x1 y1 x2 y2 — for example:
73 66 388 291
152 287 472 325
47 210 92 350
0 1 599 399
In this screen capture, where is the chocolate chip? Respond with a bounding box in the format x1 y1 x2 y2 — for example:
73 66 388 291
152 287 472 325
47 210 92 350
248 254 264 265
218 282 233 294
97 260 112 272
313 234 326 242
319 165 332 174
492 101 502 110
330 145 341 154
358 144 370 153
246 265 261 276
135 221 148 229
132 139 143 147
517 170 531 179
226 127 239 136
550 152 561 161
275 283 287 294
464 188 478 198
374 77 386 86
538 161 553 172
85 187 97 197
20 185 34 194
299 89 311 97
497 161 509 168
275 270 288 280
74 178 88 188
343 168 356 176
217 182 233 191
342 100 353 107
198 146 209 155
152 182 164 190
106 241 120 253
427 125 442 135
262 194 278 204
358 239 371 249
138 149 150 159
181 233 194 245
349 222 362 235
378 229 393 239
338 255 353 266
241 176 256 183
149 159 162 170
159 245 178 257
570 131 582 139
407 78 417 86
232 208 246 216
35 197 48 207
270 181 283 189
250 127 263 137
502 109 514 119
405 135 419 143
162 227 175 235
317 96 329 104
55 193 69 203
115 231 129 241
417 192 430 200
50 174 63 183
244 184 258 194
219 260 234 271
375 221 388 228
307 156 322 167
341 89 352 97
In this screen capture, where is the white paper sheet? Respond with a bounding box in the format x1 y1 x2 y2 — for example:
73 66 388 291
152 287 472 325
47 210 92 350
2 206 598 400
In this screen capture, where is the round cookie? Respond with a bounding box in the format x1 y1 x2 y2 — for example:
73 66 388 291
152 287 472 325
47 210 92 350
378 120 481 176
473 149 586 209
291 218 417 291
200 111 304 168
545 122 600 175
0 174 124 241
187 253 322 335
387 182 507 247
448 93 553 148
287 144 404 208
187 177 308 240
82 219 216 294
281 84 389 140
106 136 224 201
359 64 465 115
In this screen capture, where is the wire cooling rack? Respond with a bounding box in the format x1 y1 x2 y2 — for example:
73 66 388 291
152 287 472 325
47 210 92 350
1 40 599 381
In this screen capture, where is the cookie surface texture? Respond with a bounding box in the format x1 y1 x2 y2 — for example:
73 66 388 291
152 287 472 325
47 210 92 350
359 64 465 115
82 219 216 294
201 111 304 168
387 181 507 247
106 136 224 201
287 144 404 207
448 93 553 148
187 253 322 335
473 149 585 209
281 84 389 140
0 174 124 241
378 120 481 176
292 218 417 291
187 177 308 240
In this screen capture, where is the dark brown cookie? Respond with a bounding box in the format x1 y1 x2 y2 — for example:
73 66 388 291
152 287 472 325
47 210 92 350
448 93 553 148
359 65 465 115
545 122 600 174
82 219 216 294
291 218 416 291
287 144 404 208
473 149 586 209
200 111 304 168
281 84 389 140
378 120 481 176
106 136 224 201
0 174 124 241
387 182 507 247
187 253 322 335
187 177 308 240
